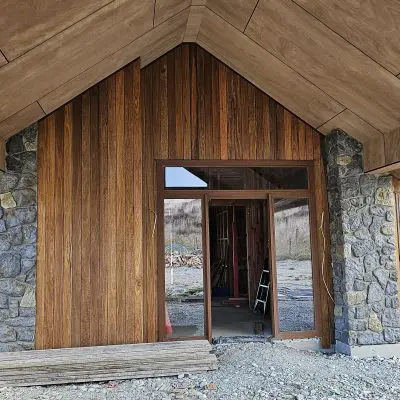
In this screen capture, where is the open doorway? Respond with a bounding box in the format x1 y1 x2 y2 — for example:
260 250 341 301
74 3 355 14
159 161 319 343
209 199 272 339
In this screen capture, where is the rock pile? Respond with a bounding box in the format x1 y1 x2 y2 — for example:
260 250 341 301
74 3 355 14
165 253 203 268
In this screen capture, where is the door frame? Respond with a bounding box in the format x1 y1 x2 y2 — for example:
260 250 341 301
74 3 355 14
156 160 320 342
268 193 321 340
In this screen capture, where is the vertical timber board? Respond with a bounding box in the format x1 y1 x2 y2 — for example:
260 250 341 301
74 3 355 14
54 108 65 349
80 92 91 347
141 44 333 344
132 61 144 343
89 86 100 346
142 62 157 342
62 102 73 348
115 70 126 345
124 62 136 344
106 74 117 345
35 118 47 350
71 96 82 348
313 133 334 348
98 78 109 345
36 60 143 349
36 44 332 348
45 113 56 349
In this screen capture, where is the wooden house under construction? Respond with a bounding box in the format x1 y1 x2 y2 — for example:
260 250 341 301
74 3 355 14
0 0 399 360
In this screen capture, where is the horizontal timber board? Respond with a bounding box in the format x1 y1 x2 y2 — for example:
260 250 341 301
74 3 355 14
0 0 153 122
39 9 189 114
0 366 216 387
293 0 400 75
207 0 258 31
317 109 383 143
0 340 216 387
155 0 191 26
0 0 114 60
245 0 400 133
0 102 45 139
0 356 217 374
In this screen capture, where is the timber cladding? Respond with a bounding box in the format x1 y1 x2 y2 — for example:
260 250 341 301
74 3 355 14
36 61 143 349
36 43 332 349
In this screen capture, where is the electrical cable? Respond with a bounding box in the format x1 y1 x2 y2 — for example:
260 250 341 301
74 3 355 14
320 211 335 304
151 210 157 239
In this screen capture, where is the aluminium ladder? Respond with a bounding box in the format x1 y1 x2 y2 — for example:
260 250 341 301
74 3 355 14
253 269 270 315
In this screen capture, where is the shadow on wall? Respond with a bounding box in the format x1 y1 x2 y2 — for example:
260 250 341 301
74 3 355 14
0 124 37 351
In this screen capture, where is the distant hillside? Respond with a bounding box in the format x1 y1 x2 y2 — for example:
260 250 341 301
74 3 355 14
274 205 311 261
164 199 203 254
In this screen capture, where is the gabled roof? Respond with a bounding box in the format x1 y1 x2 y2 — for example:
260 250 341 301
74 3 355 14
1 0 400 155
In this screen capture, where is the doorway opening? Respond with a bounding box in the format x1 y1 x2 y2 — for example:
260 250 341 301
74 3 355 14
209 199 272 339
158 161 319 342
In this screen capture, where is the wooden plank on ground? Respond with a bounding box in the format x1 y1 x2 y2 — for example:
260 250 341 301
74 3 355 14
0 341 217 387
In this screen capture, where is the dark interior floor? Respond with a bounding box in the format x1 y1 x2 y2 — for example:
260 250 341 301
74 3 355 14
211 298 272 338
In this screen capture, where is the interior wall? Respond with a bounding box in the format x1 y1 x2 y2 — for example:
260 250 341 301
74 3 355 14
36 43 332 349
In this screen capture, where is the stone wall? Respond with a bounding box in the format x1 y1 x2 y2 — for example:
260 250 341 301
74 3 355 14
0 125 37 351
326 130 400 349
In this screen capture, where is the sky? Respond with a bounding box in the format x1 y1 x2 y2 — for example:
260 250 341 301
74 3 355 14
165 167 207 188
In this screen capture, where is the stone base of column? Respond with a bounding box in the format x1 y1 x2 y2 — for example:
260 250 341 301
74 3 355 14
336 340 400 358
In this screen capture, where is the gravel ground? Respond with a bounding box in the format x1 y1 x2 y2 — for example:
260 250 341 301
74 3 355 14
278 300 313 332
165 267 203 298
2 341 400 400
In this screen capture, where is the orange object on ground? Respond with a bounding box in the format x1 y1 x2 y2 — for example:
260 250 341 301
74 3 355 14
165 306 173 335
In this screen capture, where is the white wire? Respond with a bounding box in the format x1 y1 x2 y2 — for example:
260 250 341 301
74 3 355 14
320 211 335 304
151 210 157 239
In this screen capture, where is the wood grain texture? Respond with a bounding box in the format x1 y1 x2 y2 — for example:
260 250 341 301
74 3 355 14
36 60 143 349
293 0 400 75
0 0 153 123
365 162 400 176
0 52 6 67
38 8 189 114
155 0 191 26
141 44 333 344
197 8 344 129
208 0 258 31
383 128 400 166
0 0 113 60
0 341 216 387
0 140 5 170
0 102 45 139
318 109 383 143
1 2 400 147
38 44 333 348
363 136 386 171
184 6 205 42
245 0 400 133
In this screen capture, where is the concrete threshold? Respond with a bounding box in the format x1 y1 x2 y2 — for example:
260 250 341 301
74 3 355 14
336 340 400 359
271 337 334 354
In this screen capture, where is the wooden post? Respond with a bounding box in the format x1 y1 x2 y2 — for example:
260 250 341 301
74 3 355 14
232 206 239 299
0 139 6 171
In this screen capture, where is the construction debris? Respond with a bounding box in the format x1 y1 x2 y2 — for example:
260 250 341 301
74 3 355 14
165 253 203 268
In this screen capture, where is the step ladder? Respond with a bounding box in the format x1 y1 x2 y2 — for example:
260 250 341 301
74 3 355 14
253 269 270 315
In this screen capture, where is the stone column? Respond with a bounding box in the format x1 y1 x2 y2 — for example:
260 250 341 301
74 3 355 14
325 130 400 356
0 125 37 351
